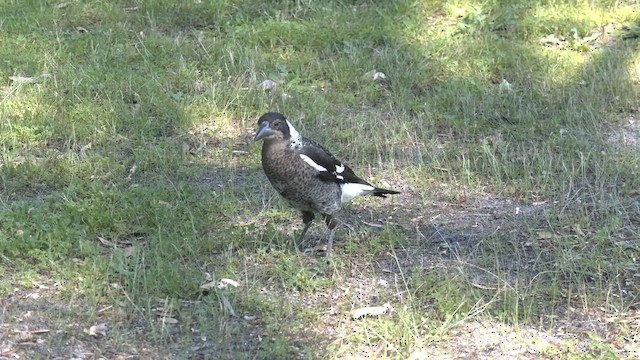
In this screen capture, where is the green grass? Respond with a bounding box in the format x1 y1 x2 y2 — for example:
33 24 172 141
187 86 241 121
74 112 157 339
1 0 639 358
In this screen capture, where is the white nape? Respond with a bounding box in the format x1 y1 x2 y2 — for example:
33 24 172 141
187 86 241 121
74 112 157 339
300 154 328 172
340 183 375 203
287 120 300 140
287 120 302 149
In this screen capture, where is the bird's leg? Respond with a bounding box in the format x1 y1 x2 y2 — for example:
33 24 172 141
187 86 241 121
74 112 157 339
323 214 339 257
297 211 315 248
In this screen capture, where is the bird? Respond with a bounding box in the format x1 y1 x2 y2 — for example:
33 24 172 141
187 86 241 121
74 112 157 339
254 112 400 256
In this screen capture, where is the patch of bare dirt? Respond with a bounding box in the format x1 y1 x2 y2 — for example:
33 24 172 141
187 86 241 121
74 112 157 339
0 278 269 359
283 180 638 359
607 108 640 151
0 278 174 359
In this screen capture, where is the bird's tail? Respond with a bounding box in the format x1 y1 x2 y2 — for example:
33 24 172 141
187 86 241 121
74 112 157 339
372 187 400 198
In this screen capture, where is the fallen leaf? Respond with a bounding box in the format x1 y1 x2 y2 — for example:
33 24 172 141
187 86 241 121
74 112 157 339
537 231 555 240
97 236 116 247
86 323 108 337
200 281 217 290
161 317 178 324
0 347 17 357
9 76 38 84
217 278 239 289
364 69 386 81
256 79 277 91
350 303 392 319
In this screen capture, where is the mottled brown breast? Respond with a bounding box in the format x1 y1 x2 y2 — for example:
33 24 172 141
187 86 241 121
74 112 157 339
261 139 341 215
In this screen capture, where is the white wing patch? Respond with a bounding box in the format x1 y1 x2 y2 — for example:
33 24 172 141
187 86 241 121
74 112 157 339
300 154 328 172
340 183 375 203
287 120 302 149
335 163 345 173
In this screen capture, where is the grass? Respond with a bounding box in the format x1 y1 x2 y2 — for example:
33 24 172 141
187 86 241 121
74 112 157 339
1 0 639 358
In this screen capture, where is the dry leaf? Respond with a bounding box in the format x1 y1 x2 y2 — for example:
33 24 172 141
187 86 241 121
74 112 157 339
256 79 277 91
350 303 392 319
200 281 217 290
9 76 38 84
0 347 17 357
217 278 239 289
537 231 555 240
364 70 386 81
161 317 178 324
87 323 108 337
97 236 116 247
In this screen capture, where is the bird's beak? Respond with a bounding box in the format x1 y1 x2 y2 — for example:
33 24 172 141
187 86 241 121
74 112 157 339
254 121 274 141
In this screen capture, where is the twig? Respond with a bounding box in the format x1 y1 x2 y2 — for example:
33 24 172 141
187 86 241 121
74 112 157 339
361 220 384 228
12 329 50 335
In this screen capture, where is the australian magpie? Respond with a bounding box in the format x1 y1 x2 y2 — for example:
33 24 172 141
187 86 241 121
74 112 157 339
254 112 400 256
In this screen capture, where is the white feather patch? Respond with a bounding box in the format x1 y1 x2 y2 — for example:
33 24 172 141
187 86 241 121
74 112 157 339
340 183 375 203
287 120 302 149
335 163 345 173
300 154 328 172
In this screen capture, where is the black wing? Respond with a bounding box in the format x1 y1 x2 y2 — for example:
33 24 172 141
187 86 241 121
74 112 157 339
299 138 372 186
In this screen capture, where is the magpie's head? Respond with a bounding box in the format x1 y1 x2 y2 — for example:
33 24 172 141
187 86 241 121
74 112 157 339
254 112 291 141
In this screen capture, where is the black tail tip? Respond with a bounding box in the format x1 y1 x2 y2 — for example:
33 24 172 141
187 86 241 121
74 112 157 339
373 188 401 197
